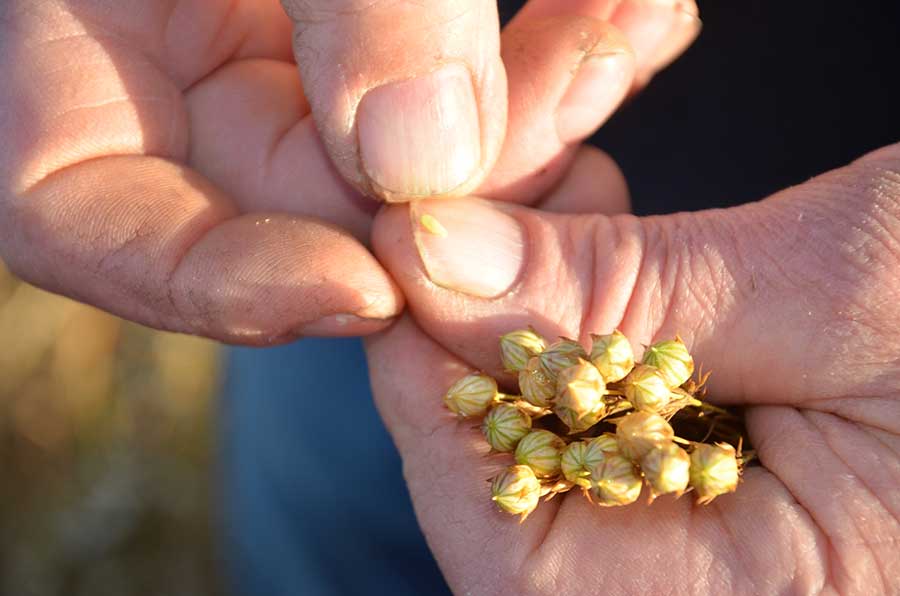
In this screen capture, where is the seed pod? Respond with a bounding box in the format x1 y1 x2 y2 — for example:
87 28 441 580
519 357 556 408
481 403 532 452
623 364 672 412
642 337 694 388
491 465 542 521
553 360 607 433
589 330 635 383
589 453 642 506
641 443 690 501
500 328 547 373
539 338 587 382
443 373 499 417
689 443 740 504
615 411 675 462
560 435 619 488
588 433 620 455
515 430 566 478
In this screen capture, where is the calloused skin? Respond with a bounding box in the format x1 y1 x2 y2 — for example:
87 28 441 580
366 145 900 594
0 0 695 343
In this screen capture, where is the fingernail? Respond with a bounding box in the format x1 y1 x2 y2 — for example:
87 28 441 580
556 52 635 143
297 313 392 337
612 0 700 73
411 198 525 298
358 63 481 200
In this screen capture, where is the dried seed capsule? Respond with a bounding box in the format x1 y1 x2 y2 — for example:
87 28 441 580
481 403 532 452
519 357 556 408
491 465 542 521
589 330 635 383
588 433 620 455
615 411 675 462
443 373 499 417
689 443 740 504
641 443 691 501
623 364 672 412
553 360 607 433
500 328 547 373
560 435 618 489
539 338 587 382
642 337 694 388
589 453 642 506
515 430 566 478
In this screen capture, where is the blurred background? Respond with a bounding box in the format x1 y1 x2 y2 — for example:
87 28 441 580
0 261 220 595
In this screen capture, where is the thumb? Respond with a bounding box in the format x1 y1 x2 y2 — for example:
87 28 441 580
280 0 506 203
373 143 900 408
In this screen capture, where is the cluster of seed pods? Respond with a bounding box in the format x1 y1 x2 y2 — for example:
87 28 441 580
443 329 744 521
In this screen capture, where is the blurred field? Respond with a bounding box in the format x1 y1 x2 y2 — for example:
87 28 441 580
0 262 221 596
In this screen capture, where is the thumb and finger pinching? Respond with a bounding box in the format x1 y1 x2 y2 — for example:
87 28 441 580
280 0 508 203
372 144 900 409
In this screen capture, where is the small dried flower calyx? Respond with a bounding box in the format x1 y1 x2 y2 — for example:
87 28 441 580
554 360 607 433
590 331 634 383
481 403 532 452
519 357 556 408
642 337 694 388
500 328 547 373
491 465 541 521
442 328 751 522
515 430 566 477
444 373 499 417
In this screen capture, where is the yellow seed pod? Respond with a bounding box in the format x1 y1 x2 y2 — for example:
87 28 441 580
589 330 635 383
491 465 542 521
538 338 587 382
589 453 642 506
689 443 740 504
560 434 620 489
642 337 694 388
518 356 556 408
443 373 499 417
641 442 691 501
515 430 566 478
553 360 607 433
500 328 547 373
481 403 532 452
623 364 672 412
615 411 675 462
588 433 620 455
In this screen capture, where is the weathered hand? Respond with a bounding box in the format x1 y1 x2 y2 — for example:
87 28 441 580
0 0 695 343
366 143 900 595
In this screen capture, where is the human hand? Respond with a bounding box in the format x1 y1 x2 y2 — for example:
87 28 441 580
366 143 900 594
0 0 697 343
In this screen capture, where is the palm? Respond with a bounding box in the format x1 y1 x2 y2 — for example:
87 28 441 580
365 150 900 594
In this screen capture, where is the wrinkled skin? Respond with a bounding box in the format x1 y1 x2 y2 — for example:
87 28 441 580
366 144 900 595
0 0 693 342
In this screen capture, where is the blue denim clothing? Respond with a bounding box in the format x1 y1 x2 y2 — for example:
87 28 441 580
221 338 450 596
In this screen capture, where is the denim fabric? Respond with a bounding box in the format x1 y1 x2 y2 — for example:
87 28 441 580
221 338 450 596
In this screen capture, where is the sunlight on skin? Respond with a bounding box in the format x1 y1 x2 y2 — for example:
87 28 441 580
366 144 900 594
0 0 695 344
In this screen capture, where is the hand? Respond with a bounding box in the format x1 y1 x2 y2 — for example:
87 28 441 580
366 142 900 594
0 0 697 343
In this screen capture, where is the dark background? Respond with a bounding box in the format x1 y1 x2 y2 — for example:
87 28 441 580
500 0 900 215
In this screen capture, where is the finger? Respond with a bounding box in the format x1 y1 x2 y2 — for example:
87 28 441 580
280 0 507 203
537 145 631 214
1 1 400 342
478 16 635 202
372 143 900 409
516 0 702 87
185 58 375 241
364 315 555 594
0 156 401 344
